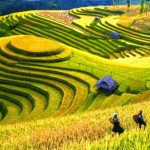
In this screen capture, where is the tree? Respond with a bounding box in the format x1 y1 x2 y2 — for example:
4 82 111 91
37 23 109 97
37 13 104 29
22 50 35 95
140 0 145 14
113 0 117 7
126 0 131 11
117 0 120 5
0 15 19 37
113 0 120 7
0 28 6 37
143 0 150 14
48 2 57 10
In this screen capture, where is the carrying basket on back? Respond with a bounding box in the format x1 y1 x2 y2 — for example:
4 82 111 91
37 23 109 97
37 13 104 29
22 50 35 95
133 115 138 123
109 118 114 124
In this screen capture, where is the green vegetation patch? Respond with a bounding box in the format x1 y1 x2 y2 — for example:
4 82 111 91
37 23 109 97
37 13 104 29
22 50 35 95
146 81 150 90
117 78 133 94
127 79 147 94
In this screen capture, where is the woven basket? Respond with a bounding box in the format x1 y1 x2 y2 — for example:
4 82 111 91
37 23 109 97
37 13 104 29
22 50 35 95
133 115 138 123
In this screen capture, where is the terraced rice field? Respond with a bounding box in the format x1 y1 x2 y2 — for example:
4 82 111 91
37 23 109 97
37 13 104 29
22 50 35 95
0 5 150 149
0 5 150 123
0 32 148 124
1 7 149 60
0 35 101 123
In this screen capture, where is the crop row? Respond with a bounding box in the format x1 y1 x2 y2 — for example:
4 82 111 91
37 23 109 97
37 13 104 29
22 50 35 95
0 35 101 123
0 39 71 63
3 12 144 59
88 21 149 57
69 6 122 18
1 9 149 59
69 7 150 58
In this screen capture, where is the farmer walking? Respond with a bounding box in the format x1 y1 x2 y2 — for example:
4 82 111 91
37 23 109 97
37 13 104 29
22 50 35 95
111 113 124 136
137 110 146 130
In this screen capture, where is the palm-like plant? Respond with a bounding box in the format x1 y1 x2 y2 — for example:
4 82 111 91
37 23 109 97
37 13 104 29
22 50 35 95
140 0 145 14
126 0 131 11
113 0 117 7
48 2 57 10
113 0 120 6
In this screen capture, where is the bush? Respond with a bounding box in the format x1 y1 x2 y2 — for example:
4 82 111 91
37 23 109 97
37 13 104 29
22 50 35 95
117 78 132 94
0 28 6 37
0 21 9 30
146 81 150 90
127 79 146 94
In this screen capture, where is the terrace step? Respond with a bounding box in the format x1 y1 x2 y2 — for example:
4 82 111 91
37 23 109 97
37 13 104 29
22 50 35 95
0 77 49 120
0 102 8 121
0 93 23 115
113 93 135 106
106 18 150 39
0 98 20 123
0 68 73 119
85 93 136 109
98 94 120 109
123 50 135 58
0 86 33 115
130 49 143 57
76 93 99 112
117 23 150 38
87 94 108 111
0 36 71 63
0 38 96 118
129 91 150 104
103 20 150 44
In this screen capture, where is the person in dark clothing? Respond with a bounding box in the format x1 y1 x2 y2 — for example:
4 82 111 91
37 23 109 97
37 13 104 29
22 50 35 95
137 110 146 130
112 113 124 136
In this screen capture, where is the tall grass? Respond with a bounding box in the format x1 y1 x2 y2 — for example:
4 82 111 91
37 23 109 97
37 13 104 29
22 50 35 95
0 100 149 149
62 127 150 150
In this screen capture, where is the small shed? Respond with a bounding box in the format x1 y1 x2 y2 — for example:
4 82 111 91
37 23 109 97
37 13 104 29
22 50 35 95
95 75 118 95
111 31 120 39
94 16 100 22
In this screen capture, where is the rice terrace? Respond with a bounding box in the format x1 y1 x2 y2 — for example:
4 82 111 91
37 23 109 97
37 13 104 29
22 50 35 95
0 1 150 149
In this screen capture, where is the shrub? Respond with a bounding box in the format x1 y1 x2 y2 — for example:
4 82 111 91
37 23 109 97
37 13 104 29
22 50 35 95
117 78 132 94
0 21 9 30
127 79 146 94
146 81 150 90
0 28 6 37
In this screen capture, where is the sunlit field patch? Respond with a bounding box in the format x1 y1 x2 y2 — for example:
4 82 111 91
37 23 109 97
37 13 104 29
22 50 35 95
0 35 72 62
10 35 62 53
0 101 149 149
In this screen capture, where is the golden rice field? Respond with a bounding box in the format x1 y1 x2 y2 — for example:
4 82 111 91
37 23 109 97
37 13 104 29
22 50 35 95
0 101 149 149
10 36 62 53
0 4 150 150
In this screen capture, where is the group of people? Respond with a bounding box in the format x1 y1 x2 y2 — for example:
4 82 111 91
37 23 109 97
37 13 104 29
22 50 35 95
111 110 147 136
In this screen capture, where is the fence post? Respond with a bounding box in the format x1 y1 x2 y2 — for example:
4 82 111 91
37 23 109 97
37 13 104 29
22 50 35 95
111 71 112 76
91 67 93 73
78 63 80 69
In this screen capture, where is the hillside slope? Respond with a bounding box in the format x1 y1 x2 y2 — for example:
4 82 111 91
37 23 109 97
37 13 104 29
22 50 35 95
0 5 149 149
0 35 149 124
